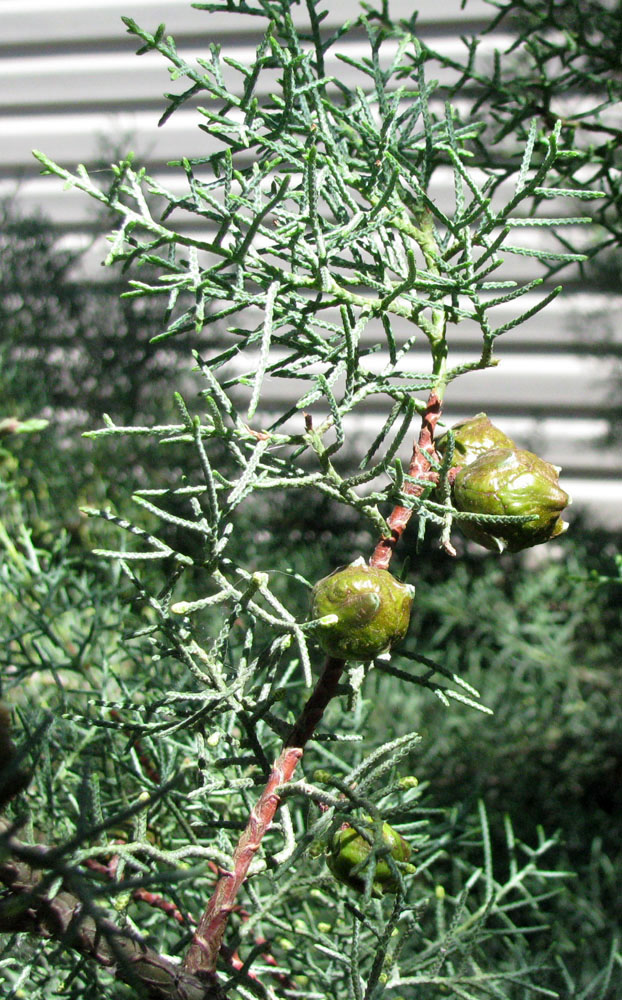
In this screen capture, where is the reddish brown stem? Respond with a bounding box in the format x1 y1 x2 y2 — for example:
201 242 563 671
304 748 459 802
183 655 345 977
370 391 442 570
223 938 295 991
284 655 345 750
83 854 188 926
183 396 443 978
134 887 188 926
183 746 302 975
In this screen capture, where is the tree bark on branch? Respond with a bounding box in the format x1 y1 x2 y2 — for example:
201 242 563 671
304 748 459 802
0 819 223 1000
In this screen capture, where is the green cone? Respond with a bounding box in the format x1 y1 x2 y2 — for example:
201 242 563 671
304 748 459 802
328 821 412 895
453 447 570 552
438 413 515 468
310 560 414 661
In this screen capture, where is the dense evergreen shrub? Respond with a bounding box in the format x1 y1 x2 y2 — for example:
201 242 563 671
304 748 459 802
2 1 622 997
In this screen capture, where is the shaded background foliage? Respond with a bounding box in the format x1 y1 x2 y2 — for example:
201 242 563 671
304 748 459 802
0 199 200 539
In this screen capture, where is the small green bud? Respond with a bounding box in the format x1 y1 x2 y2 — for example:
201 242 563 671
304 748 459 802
327 821 412 896
309 558 414 661
453 447 570 552
313 770 333 784
438 413 515 468
398 775 419 789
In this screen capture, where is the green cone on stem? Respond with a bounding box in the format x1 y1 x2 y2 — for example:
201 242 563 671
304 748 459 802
309 559 414 661
327 821 412 895
453 447 571 552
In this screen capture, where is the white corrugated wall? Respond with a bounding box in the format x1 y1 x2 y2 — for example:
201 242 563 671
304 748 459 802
2 0 621 524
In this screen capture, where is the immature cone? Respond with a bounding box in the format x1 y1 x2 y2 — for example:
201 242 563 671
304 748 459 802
453 447 570 552
328 821 412 895
310 559 414 661
438 413 515 468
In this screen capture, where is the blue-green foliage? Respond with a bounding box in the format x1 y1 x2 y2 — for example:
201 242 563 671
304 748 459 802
2 0 622 997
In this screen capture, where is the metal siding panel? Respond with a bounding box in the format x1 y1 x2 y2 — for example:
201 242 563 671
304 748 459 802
0 37 508 108
1 0 494 45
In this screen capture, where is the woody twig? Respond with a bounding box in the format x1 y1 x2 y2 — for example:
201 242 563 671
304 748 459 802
183 654 345 975
0 819 223 1000
370 391 442 570
183 391 443 979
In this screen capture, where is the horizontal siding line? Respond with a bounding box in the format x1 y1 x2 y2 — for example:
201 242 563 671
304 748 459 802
449 343 622 357
0 84 496 116
4 100 616 174
438 414 613 445
3 167 595 225
0 33 551 109
7 84 608 116
10 210 599 247
5 94 618 132
231 396 619 419
3 229 614 351
40 236 621 346
0 0 498 44
218 351 607 376
5 97 614 127
0 98 489 141
559 477 622 492
0 0 490 19
5 86 609 117
563 486 622 527
0 34 511 78
42 236 593 290
4 101 178 119
225 409 621 478
203 353 614 415
436 401 621 420
255 408 617 445
8 161 601 190
0 19 500 60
